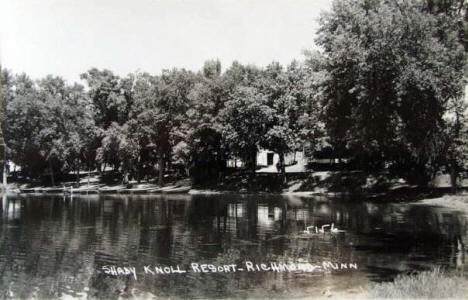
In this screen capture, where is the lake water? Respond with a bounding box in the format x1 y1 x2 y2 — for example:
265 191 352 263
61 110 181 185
0 193 467 299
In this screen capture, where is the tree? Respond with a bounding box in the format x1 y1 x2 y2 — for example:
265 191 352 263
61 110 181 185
317 0 467 184
219 86 274 174
438 95 468 192
257 61 321 175
33 76 99 185
1 68 14 179
255 62 290 174
4 73 97 185
1 68 14 125
422 0 468 50
183 60 228 182
96 122 122 175
57 83 97 183
4 73 48 179
80 68 133 129
127 69 196 185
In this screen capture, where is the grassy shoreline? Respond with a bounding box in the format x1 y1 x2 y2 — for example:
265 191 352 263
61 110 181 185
369 267 468 299
319 267 468 299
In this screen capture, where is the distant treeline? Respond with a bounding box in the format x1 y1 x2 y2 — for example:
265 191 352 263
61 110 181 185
2 0 468 187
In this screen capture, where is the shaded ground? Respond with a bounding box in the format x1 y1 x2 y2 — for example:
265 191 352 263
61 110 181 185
5 169 464 201
194 170 453 202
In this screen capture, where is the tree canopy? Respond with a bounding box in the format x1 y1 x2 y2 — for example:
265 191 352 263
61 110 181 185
317 0 467 182
3 0 468 189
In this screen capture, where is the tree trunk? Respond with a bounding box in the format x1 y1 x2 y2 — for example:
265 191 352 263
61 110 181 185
279 152 286 184
279 152 286 175
87 166 91 188
122 172 129 185
158 155 165 186
450 163 458 194
76 167 80 185
49 161 55 186
251 150 257 175
2 160 7 188
137 158 141 184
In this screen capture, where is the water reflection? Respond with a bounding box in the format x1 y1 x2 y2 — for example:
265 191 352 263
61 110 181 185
0 193 467 299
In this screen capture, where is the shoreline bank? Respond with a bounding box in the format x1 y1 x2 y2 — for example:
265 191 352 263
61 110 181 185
3 179 463 201
4 171 468 203
417 194 468 215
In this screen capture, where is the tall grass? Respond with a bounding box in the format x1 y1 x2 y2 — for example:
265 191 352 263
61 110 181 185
370 267 468 299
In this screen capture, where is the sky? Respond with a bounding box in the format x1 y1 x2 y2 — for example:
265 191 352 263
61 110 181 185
1 0 332 84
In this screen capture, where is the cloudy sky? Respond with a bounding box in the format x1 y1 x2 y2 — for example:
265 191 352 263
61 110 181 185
1 0 331 83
